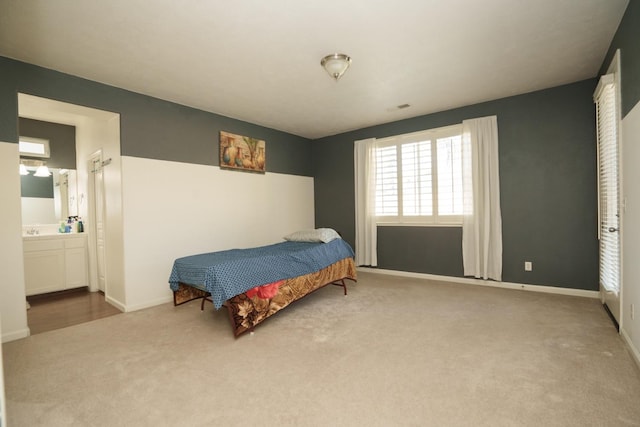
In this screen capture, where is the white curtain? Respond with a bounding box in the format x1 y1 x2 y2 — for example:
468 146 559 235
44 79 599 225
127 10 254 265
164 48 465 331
354 138 378 266
462 116 502 281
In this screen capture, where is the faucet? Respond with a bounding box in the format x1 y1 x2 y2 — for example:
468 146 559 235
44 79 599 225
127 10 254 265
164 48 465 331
25 228 39 235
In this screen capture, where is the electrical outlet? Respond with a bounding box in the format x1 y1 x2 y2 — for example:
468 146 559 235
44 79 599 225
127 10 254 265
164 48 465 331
524 261 532 272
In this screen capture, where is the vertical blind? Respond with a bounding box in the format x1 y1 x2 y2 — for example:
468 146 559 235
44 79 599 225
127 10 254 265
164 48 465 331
595 74 620 294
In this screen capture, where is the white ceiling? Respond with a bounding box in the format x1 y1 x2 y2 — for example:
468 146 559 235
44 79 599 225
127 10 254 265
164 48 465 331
0 0 629 139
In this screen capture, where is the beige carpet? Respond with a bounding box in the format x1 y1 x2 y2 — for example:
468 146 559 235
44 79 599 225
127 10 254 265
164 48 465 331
3 272 640 426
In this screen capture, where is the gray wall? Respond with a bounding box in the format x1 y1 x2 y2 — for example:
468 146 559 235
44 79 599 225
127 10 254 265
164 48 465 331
313 79 599 291
20 174 53 198
0 57 313 176
600 0 640 119
0 52 602 291
19 118 76 169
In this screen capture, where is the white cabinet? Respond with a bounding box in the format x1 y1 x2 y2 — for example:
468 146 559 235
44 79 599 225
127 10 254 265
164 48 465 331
23 240 65 295
23 234 88 296
64 237 89 289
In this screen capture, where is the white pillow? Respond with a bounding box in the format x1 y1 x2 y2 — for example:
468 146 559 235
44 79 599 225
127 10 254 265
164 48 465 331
284 228 341 243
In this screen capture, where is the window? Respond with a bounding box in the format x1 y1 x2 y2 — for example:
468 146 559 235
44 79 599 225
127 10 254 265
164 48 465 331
374 125 463 225
19 136 50 158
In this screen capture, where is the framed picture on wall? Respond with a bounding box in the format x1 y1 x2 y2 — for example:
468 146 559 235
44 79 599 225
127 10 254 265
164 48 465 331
219 131 266 173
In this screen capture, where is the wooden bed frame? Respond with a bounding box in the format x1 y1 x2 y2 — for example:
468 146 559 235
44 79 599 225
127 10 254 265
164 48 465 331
173 257 357 337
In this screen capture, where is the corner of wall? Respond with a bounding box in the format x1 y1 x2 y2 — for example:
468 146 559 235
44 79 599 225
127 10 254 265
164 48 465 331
0 142 29 343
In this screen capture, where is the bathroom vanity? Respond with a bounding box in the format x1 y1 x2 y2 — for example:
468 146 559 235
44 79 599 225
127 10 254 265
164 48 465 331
23 233 88 296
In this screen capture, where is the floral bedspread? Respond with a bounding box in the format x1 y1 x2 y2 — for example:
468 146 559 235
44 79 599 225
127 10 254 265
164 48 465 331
173 257 357 337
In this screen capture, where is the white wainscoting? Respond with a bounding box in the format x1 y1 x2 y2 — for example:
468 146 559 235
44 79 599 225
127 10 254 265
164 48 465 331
120 156 315 311
21 198 57 224
0 142 30 343
622 100 640 368
0 314 6 426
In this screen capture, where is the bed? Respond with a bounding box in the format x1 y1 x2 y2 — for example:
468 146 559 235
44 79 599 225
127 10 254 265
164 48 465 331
169 231 357 337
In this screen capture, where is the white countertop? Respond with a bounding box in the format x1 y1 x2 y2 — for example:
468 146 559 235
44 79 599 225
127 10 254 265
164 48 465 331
23 233 87 241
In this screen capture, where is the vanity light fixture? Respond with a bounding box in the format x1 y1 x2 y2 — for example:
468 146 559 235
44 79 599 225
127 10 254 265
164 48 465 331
321 53 352 81
20 159 52 177
34 164 51 177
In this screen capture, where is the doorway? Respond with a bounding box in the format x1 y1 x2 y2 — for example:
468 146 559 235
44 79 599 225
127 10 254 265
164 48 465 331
18 93 124 330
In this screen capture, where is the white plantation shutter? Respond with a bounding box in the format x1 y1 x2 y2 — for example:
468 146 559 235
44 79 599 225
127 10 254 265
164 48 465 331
595 74 620 294
402 141 432 216
375 145 398 216
371 126 463 224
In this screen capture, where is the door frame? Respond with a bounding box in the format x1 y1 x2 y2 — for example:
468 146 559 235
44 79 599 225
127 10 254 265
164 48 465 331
87 150 107 295
598 49 623 328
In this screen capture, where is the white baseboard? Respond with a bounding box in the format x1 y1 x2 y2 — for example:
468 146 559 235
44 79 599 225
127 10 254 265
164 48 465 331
107 294 173 313
122 295 174 313
105 295 127 312
1 327 30 343
621 328 640 370
357 267 600 299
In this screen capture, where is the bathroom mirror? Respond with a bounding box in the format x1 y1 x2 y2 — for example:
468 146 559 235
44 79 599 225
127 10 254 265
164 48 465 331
21 168 78 225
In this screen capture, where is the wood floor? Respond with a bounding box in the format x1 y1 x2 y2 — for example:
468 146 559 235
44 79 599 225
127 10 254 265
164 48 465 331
26 288 122 335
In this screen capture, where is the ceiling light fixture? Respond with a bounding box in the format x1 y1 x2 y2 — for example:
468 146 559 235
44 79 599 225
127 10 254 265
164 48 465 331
321 53 352 81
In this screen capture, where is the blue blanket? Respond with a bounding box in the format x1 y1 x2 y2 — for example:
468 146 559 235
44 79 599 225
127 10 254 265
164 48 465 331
169 239 355 309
